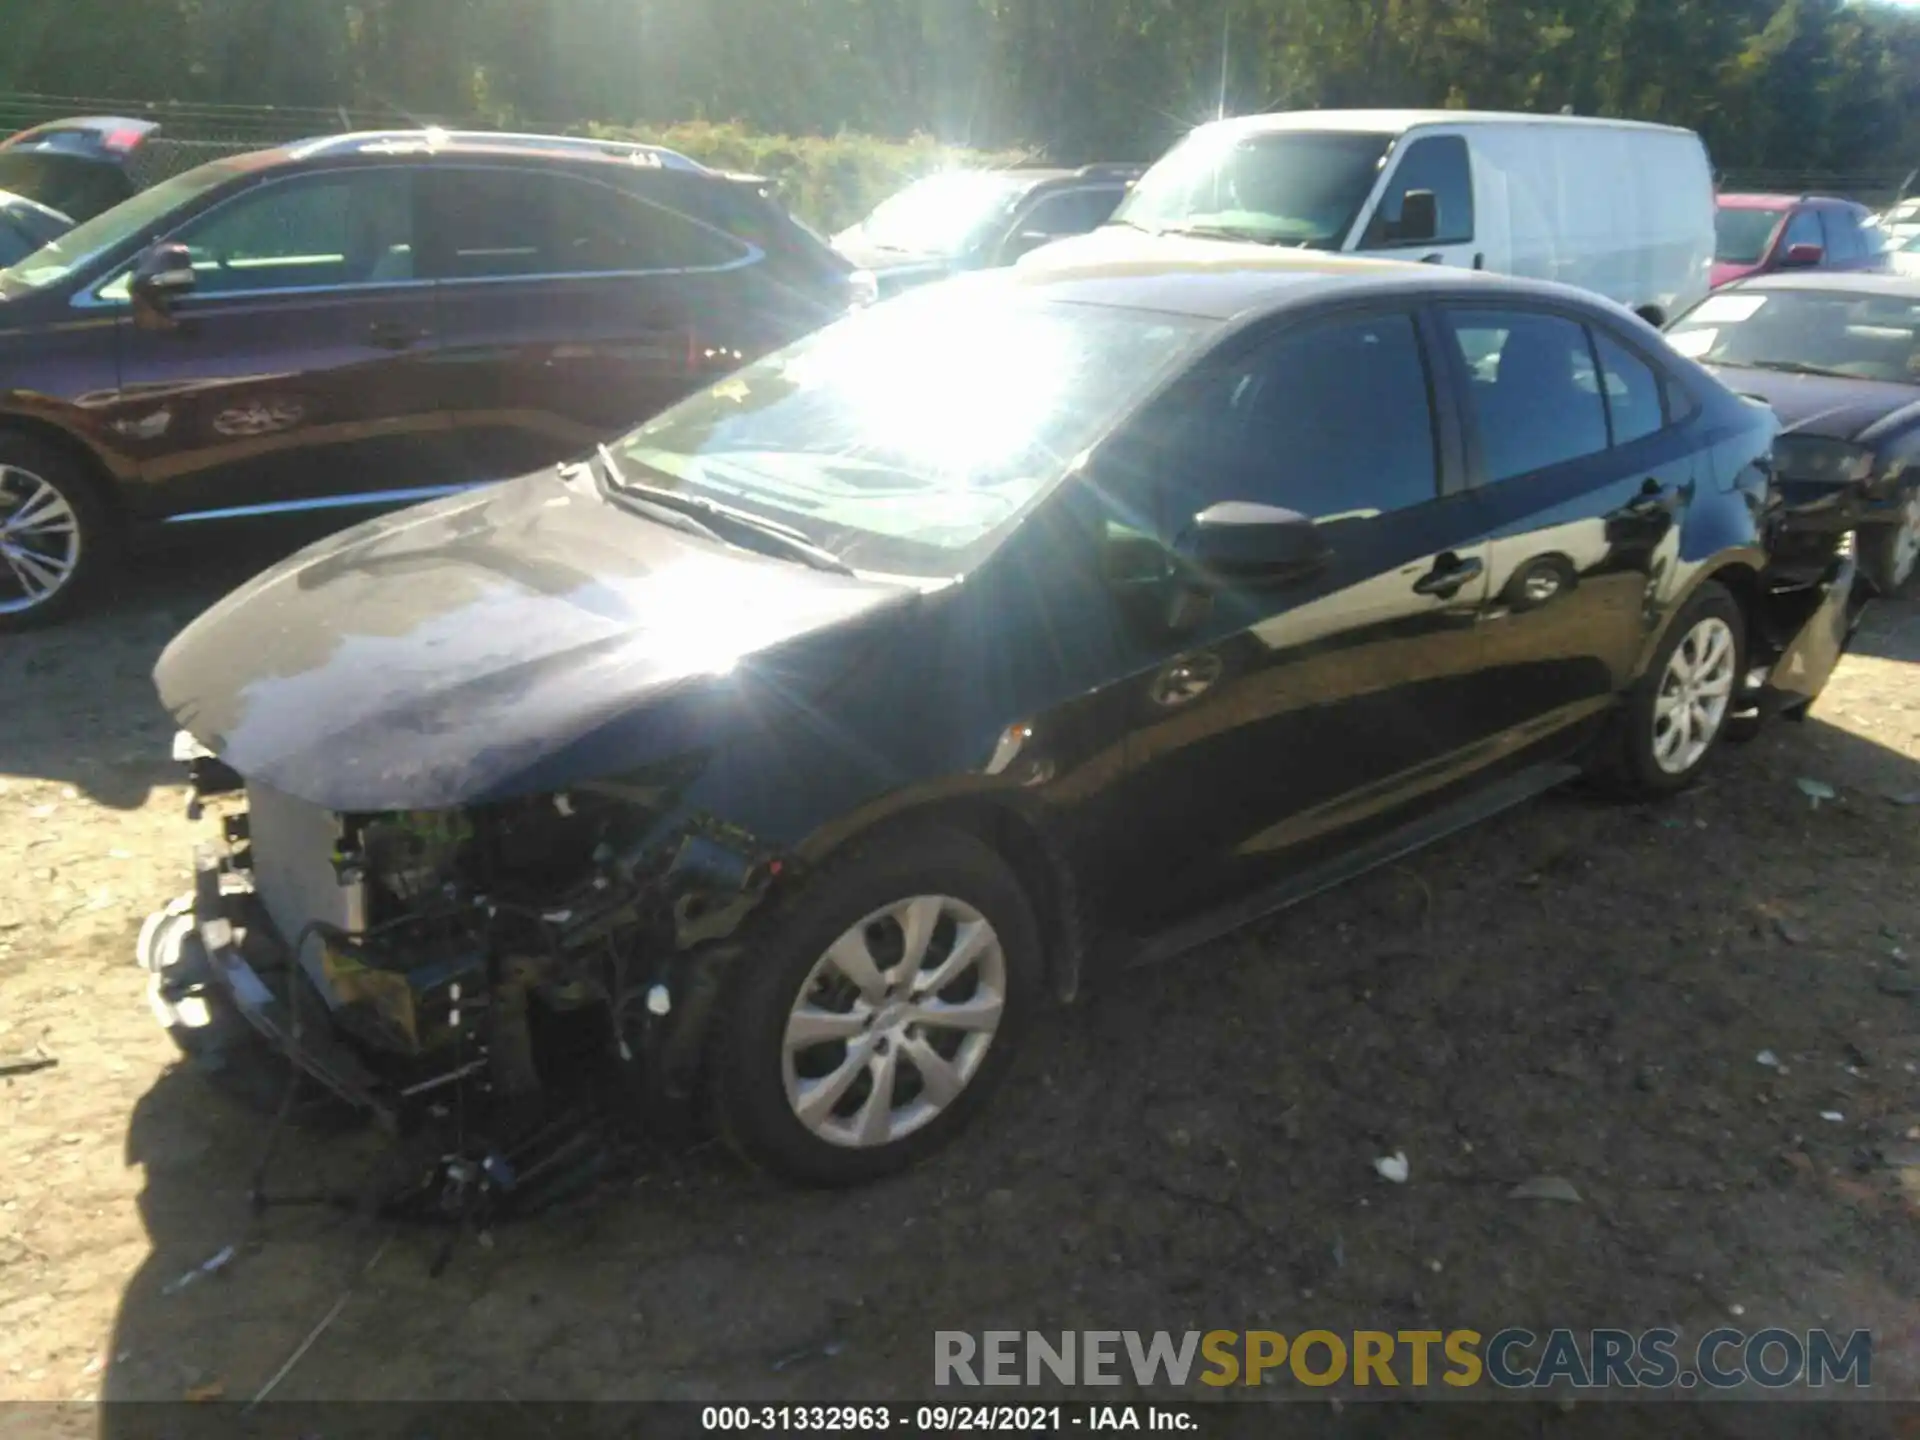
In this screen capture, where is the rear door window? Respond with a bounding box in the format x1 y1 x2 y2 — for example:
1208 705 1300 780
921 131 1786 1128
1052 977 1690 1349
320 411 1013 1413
1820 209 1864 263
1444 310 1610 482
1780 208 1823 255
424 167 750 280
1589 328 1666 446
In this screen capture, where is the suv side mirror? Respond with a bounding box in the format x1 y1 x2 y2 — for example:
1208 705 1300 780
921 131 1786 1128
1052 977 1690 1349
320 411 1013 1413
1388 189 1439 245
130 242 196 311
1780 241 1824 269
1174 501 1329 584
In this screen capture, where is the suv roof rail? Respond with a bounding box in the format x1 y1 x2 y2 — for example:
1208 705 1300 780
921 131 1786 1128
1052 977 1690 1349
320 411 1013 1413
287 128 710 173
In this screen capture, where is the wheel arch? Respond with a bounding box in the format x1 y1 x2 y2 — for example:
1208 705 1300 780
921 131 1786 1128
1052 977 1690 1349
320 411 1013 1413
1632 557 1762 683
0 413 125 519
789 791 1090 1005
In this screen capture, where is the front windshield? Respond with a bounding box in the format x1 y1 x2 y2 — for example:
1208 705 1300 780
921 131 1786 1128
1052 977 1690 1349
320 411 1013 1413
1713 207 1786 265
615 281 1210 576
1114 128 1391 248
1667 289 1920 384
0 158 244 297
854 172 1032 256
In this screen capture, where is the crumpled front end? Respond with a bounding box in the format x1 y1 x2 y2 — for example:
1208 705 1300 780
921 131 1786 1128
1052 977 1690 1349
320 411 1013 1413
138 738 785 1217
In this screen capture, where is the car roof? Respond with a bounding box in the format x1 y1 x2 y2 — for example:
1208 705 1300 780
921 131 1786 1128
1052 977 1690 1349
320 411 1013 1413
1199 108 1696 140
999 246 1612 324
1716 271 1920 299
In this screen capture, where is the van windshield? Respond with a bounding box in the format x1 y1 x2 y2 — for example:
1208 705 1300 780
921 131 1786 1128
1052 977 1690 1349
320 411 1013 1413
1113 129 1391 248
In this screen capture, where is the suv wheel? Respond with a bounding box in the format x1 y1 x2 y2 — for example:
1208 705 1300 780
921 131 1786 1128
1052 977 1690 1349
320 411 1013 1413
0 435 110 629
712 826 1041 1187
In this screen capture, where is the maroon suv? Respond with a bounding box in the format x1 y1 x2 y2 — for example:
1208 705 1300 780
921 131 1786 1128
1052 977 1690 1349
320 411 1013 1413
0 130 865 627
1711 192 1892 289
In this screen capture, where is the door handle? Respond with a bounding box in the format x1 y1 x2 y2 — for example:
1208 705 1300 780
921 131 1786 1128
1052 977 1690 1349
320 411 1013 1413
366 321 430 350
1412 552 1484 598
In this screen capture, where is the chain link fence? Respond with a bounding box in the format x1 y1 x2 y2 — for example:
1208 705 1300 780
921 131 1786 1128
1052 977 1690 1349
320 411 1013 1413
1716 169 1919 211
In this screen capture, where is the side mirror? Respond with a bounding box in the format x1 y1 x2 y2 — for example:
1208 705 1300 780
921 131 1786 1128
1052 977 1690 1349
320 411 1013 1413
1174 501 1329 584
130 242 196 310
1779 241 1824 269
1389 189 1439 245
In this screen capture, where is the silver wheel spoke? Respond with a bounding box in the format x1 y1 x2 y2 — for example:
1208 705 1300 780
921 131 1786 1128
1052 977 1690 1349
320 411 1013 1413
910 991 1004 1034
823 927 888 1002
3 486 67 536
851 1047 899 1146
4 544 70 597
912 917 994 997
890 895 942 980
786 1004 868 1049
794 1037 875 1127
901 1036 965 1107
1652 615 1736 775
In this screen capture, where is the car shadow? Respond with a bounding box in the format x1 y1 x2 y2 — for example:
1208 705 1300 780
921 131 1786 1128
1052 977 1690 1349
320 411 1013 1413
0 517 362 811
93 709 1920 1415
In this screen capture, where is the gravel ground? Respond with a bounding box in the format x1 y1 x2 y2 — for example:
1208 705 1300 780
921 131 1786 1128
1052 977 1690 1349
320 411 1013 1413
1 526 1917 1424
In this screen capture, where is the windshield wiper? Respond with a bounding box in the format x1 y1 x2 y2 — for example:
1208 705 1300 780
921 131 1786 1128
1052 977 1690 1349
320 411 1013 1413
593 445 857 576
1739 359 1859 381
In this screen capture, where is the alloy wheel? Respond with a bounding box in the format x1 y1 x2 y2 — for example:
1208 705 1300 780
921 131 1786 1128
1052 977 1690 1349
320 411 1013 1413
0 465 81 616
782 894 1006 1149
1652 615 1736 775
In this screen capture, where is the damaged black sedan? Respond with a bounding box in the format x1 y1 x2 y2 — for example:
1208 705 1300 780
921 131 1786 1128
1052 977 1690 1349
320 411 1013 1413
139 256 1861 1200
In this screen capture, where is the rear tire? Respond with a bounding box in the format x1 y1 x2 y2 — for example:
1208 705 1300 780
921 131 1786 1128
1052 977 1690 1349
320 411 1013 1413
0 432 113 630
712 826 1042 1187
1594 581 1746 798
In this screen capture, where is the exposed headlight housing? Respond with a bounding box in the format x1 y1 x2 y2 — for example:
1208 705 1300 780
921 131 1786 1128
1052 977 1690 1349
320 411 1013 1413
1773 436 1875 485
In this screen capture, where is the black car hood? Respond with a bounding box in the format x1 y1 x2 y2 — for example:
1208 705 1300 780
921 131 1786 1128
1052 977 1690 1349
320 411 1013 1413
1707 365 1920 445
155 470 917 813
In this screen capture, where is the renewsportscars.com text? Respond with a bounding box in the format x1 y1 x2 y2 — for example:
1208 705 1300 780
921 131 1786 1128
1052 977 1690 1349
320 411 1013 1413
934 1327 1872 1391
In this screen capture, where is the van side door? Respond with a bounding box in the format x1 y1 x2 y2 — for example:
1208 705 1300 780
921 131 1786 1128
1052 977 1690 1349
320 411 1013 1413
1347 132 1481 271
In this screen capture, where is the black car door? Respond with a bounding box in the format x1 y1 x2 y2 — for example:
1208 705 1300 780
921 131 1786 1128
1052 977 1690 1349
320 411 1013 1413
103 164 461 520
419 164 750 481
1435 304 1699 758
1082 304 1494 937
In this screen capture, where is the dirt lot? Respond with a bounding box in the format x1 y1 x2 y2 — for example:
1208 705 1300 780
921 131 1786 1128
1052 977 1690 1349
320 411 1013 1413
2 526 1918 1421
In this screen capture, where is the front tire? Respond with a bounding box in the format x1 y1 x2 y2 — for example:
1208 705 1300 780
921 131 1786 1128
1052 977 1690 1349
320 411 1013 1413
1857 488 1920 596
0 434 112 630
712 826 1042 1187
1596 580 1745 797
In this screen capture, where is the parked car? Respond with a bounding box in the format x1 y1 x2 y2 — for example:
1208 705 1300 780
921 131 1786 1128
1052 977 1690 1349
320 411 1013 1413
136 256 1857 1194
1711 193 1892 290
0 117 188 222
1021 110 1715 325
0 188 71 265
1667 272 1920 594
0 129 867 628
833 164 1141 299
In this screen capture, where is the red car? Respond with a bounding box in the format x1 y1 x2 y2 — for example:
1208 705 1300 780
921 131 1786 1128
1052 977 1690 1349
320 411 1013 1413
1712 193 1891 289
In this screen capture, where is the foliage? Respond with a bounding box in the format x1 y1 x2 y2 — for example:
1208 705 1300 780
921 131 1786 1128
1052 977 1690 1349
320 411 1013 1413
5 0 1920 204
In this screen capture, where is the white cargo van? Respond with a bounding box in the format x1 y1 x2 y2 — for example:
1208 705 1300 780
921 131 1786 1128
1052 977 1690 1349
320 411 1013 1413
1027 110 1716 324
